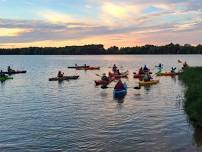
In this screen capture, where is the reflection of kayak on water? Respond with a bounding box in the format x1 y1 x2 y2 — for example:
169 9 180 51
0 76 13 82
139 80 159 86
49 76 79 81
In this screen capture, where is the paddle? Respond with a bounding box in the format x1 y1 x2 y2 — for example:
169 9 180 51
96 73 101 77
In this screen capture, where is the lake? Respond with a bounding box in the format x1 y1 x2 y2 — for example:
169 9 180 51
0 55 202 152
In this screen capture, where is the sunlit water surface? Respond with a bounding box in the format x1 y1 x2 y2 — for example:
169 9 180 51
0 55 202 152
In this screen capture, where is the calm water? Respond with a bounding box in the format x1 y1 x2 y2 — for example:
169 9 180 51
0 55 202 152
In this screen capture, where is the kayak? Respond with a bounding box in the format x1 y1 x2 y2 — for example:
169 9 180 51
133 71 152 75
0 76 13 81
49 75 79 81
156 72 180 76
76 66 100 70
139 80 159 86
109 71 129 79
68 65 89 69
95 80 110 86
3 70 27 75
94 77 115 86
113 83 127 98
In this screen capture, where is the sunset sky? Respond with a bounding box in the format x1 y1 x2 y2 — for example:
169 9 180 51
0 0 202 48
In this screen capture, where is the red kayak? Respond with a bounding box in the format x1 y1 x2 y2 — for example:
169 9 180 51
95 77 115 86
109 71 129 79
76 66 100 70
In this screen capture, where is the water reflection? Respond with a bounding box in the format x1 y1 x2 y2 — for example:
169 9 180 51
194 127 202 146
113 96 125 103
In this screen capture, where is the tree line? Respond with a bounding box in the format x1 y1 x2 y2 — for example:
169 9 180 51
0 43 202 55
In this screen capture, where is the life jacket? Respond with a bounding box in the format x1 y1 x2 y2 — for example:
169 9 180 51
114 80 125 90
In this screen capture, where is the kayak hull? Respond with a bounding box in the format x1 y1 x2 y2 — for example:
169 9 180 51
139 80 159 86
68 66 89 69
109 71 129 79
156 72 180 76
95 77 115 86
49 76 79 81
3 70 27 75
113 83 127 98
76 67 100 70
95 80 110 86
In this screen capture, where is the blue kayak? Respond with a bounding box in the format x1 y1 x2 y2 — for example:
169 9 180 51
113 83 127 97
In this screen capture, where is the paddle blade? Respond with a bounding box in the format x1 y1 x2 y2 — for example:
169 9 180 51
134 86 141 90
101 85 108 89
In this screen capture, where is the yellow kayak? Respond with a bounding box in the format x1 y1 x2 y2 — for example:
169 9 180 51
139 80 159 86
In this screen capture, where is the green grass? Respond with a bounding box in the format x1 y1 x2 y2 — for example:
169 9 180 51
179 67 202 127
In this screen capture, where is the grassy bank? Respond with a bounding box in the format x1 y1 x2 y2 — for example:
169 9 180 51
179 67 202 127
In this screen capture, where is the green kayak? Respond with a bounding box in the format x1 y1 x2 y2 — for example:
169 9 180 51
0 76 13 81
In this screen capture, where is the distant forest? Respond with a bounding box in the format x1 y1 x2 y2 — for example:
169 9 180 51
0 43 202 55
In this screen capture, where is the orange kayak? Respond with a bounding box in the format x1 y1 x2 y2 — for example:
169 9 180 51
156 72 180 76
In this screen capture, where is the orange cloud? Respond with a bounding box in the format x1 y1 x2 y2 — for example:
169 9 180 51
0 28 31 37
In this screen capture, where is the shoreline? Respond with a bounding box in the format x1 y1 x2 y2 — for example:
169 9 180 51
179 67 202 127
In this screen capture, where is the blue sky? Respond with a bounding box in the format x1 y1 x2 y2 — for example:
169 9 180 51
0 0 202 48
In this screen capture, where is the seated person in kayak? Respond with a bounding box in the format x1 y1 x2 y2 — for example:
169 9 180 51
116 69 121 75
0 70 6 77
101 73 109 81
138 67 144 74
114 80 125 90
171 67 176 73
7 66 14 72
143 72 152 82
143 65 149 72
183 61 189 69
57 71 64 78
156 63 163 69
112 64 117 73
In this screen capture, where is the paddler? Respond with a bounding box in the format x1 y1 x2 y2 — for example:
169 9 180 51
138 67 144 74
171 67 176 73
57 71 64 78
143 72 152 82
0 70 6 77
116 69 121 75
182 61 189 69
7 66 14 72
112 64 117 73
101 73 109 82
114 79 125 90
143 65 149 73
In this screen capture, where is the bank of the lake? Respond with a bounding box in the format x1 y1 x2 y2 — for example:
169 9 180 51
179 67 202 127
